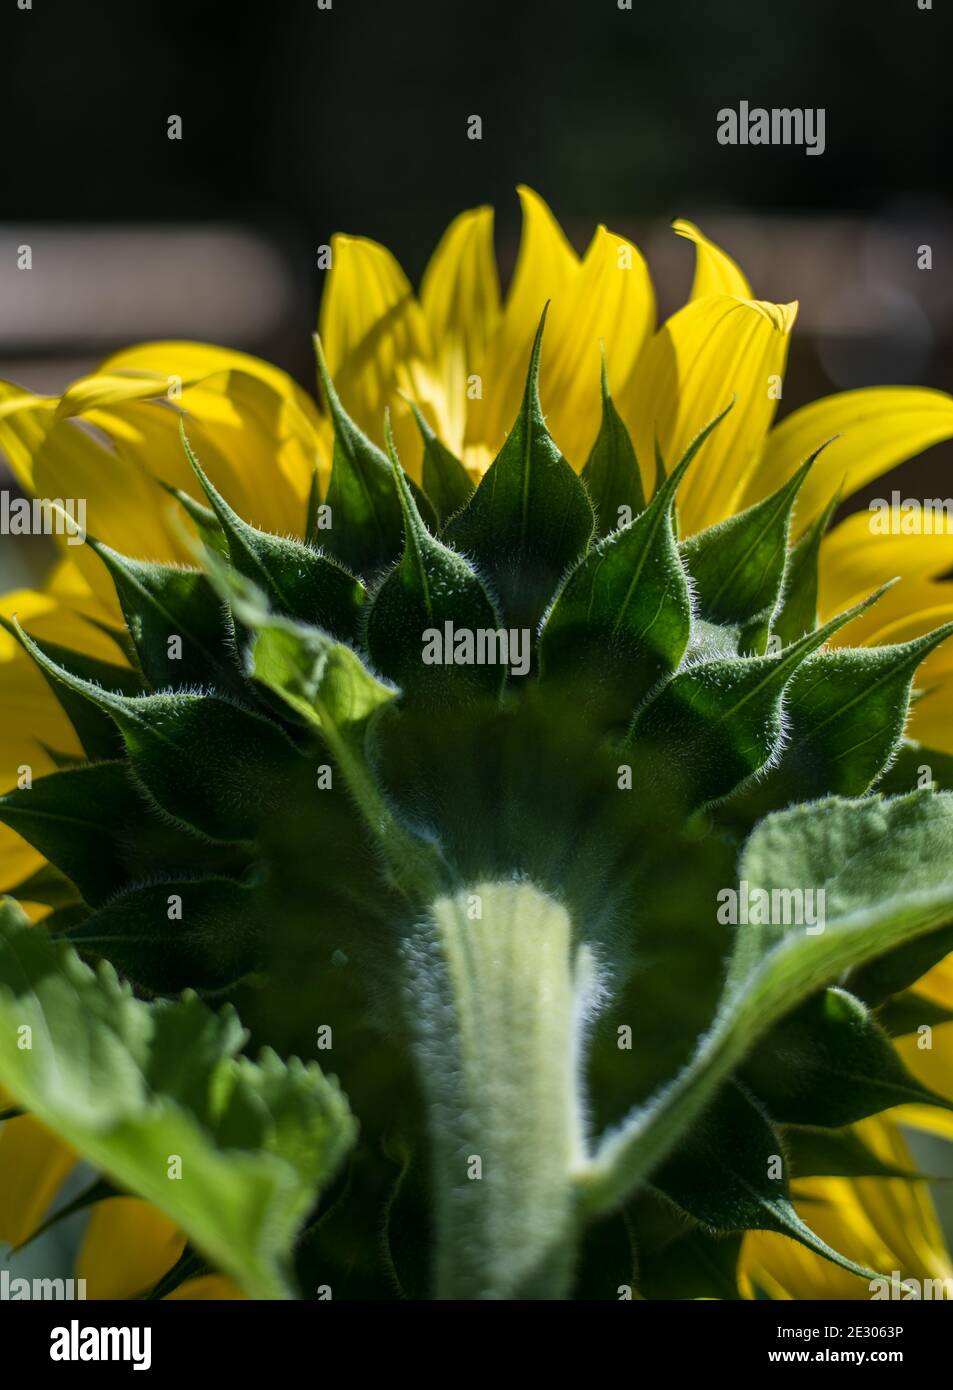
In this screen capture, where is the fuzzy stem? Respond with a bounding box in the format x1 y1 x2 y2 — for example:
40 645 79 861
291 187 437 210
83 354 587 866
403 880 597 1299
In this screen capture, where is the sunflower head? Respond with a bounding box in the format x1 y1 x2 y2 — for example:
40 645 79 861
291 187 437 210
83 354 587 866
2 191 953 1301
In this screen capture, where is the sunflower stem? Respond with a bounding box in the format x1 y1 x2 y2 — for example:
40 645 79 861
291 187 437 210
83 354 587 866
402 879 598 1299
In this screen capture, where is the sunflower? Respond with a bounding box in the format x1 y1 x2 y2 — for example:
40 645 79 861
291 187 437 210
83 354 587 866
1 187 952 1300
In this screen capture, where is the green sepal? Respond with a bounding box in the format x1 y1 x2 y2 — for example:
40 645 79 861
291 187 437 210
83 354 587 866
443 307 595 630
877 990 953 1037
3 619 144 762
314 334 407 575
679 446 821 651
876 740 953 795
8 860 84 911
626 592 880 808
0 761 148 907
14 620 303 843
146 1247 213 1301
182 425 366 642
161 481 228 558
847 922 953 1007
783 1126 919 1181
739 986 953 1126
539 408 729 725
305 467 323 546
0 899 355 1299
632 1219 743 1301
579 349 645 538
748 625 953 806
410 400 474 526
650 1081 884 1283
772 487 842 645
206 564 444 898
364 417 504 702
89 540 246 695
69 875 265 994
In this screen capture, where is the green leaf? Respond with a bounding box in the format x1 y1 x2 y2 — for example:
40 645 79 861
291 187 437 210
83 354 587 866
0 762 147 907
0 899 355 1298
651 1082 884 1283
679 447 823 651
69 876 265 994
582 791 953 1215
443 307 595 630
579 349 645 539
626 593 880 809
89 541 246 695
314 335 406 575
182 425 366 642
364 416 504 702
739 987 952 1126
772 488 841 646
539 409 729 725
14 620 303 842
751 626 953 805
410 400 474 526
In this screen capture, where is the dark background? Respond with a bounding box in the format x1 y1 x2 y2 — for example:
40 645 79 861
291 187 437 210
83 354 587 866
2 0 952 379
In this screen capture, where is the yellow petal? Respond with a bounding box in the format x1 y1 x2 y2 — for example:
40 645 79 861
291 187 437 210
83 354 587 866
0 569 132 889
98 341 324 436
29 417 183 586
77 1198 185 1300
464 185 579 466
819 512 953 619
909 954 953 1009
540 224 655 467
319 233 438 479
628 295 796 533
741 1119 952 1298
57 348 325 538
672 219 753 301
741 387 953 526
420 205 501 456
895 1023 953 1120
0 1112 75 1248
2 566 125 663
165 1274 245 1300
0 383 56 490
55 370 171 421
0 586 89 886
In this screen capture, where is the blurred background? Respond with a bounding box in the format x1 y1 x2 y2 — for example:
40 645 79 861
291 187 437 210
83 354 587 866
1 1 952 419
3 0 953 1281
